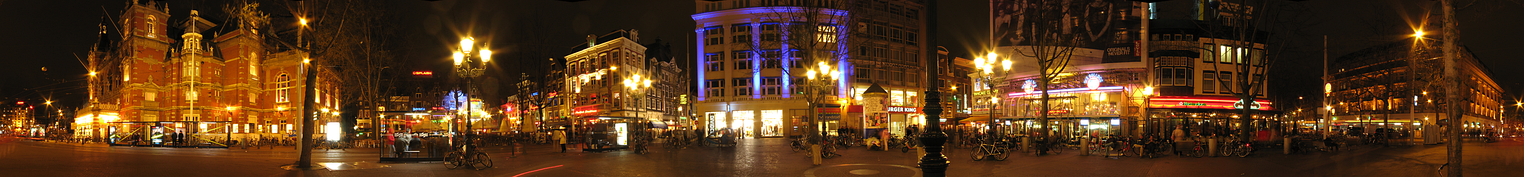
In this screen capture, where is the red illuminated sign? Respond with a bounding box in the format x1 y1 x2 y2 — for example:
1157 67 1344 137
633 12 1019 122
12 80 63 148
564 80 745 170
15 101 22 105
1047 109 1070 115
1149 96 1273 111
573 105 600 116
411 71 433 76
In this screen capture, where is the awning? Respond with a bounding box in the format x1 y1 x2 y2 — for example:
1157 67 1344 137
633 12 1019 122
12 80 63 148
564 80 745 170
961 116 992 123
651 121 668 129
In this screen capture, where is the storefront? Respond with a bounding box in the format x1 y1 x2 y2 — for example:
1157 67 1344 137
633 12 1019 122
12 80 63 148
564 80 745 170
377 110 454 161
105 121 233 148
759 110 785 137
884 106 923 137
580 116 634 151
1146 96 1277 139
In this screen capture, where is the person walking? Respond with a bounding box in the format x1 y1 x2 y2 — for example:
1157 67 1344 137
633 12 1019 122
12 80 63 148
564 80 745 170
1172 125 1187 155
556 127 568 153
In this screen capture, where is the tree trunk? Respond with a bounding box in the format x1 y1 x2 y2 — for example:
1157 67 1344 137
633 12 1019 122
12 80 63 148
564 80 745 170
1442 0 1462 176
1039 73 1051 154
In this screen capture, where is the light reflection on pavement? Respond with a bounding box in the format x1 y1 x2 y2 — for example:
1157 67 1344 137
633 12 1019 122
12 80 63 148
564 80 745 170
2 136 1521 177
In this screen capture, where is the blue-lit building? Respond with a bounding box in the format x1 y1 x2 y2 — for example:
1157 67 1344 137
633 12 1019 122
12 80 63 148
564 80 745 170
692 0 928 138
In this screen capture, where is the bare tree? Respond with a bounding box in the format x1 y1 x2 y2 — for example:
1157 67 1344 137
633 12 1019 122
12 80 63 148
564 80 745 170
1173 0 1311 142
743 0 865 141
270 0 399 168
1001 0 1115 154
740 0 863 162
275 0 401 133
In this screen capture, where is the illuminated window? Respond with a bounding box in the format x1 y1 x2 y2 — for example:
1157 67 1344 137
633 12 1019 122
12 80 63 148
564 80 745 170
145 92 157 101
249 52 259 78
1202 43 1214 63
186 90 198 102
277 74 290 103
817 26 837 43
146 16 156 38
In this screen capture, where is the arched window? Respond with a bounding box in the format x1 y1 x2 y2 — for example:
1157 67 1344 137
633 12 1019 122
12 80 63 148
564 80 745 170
146 16 156 37
249 52 259 78
277 74 290 103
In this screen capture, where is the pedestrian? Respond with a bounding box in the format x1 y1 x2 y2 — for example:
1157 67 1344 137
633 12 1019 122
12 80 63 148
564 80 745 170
555 127 567 153
1173 125 1187 155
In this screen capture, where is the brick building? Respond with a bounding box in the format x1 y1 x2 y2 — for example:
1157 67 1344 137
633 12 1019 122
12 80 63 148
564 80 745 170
78 1 342 144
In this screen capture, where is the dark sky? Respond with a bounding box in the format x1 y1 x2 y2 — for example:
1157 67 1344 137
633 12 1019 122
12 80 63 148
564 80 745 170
2 0 1521 112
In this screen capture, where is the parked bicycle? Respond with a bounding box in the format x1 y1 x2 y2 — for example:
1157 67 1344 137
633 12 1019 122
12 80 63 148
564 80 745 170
970 139 1010 161
444 140 493 170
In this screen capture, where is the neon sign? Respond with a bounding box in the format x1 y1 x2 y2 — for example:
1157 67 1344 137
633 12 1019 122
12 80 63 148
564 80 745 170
1084 73 1103 90
411 71 433 76
1022 80 1036 93
1149 96 1273 110
573 105 600 116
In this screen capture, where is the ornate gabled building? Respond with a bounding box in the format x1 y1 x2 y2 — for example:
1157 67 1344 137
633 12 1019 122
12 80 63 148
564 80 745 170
77 1 342 144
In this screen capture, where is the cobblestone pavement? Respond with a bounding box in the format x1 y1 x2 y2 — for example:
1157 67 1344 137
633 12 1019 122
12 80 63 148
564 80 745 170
1 136 1520 177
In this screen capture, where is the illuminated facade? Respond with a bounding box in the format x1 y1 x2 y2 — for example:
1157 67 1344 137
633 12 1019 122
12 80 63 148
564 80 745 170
975 1 1276 137
79 2 342 143
1328 41 1503 143
563 30 682 126
693 0 927 138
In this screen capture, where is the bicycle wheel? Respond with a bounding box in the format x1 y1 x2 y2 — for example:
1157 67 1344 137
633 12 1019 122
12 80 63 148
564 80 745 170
1236 146 1251 158
472 152 493 170
1191 146 1204 158
443 152 462 169
970 147 986 161
1050 144 1063 155
993 148 1010 161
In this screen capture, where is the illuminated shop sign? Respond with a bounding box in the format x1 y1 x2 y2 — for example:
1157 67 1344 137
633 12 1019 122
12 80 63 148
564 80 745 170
573 105 600 116
1149 96 1273 110
1008 86 1126 97
887 106 919 113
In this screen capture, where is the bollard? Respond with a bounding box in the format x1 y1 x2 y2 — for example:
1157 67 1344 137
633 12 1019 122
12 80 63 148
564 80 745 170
1208 138 1217 157
1081 138 1090 156
811 145 822 165
1022 136 1031 152
1284 137 1291 155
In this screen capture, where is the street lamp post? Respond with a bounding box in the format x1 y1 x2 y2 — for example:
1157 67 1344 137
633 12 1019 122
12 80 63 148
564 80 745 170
623 70 652 151
972 52 1011 150
805 61 840 165
453 37 491 154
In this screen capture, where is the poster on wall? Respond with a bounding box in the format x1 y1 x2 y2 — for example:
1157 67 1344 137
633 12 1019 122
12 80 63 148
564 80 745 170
866 113 887 128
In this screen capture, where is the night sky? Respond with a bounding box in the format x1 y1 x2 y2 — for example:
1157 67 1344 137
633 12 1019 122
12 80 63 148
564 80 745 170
2 0 1521 118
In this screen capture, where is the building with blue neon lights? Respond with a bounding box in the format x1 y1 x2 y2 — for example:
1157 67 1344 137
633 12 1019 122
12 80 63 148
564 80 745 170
692 0 928 138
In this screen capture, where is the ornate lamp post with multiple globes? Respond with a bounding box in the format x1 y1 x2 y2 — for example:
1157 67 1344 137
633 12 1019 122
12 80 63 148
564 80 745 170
804 61 840 165
972 52 1011 146
452 37 490 153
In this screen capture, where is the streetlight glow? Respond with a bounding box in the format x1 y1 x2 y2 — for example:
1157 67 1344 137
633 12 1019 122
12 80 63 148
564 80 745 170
299 18 308 26
479 49 491 63
453 52 465 66
461 38 475 52
1000 59 1012 71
